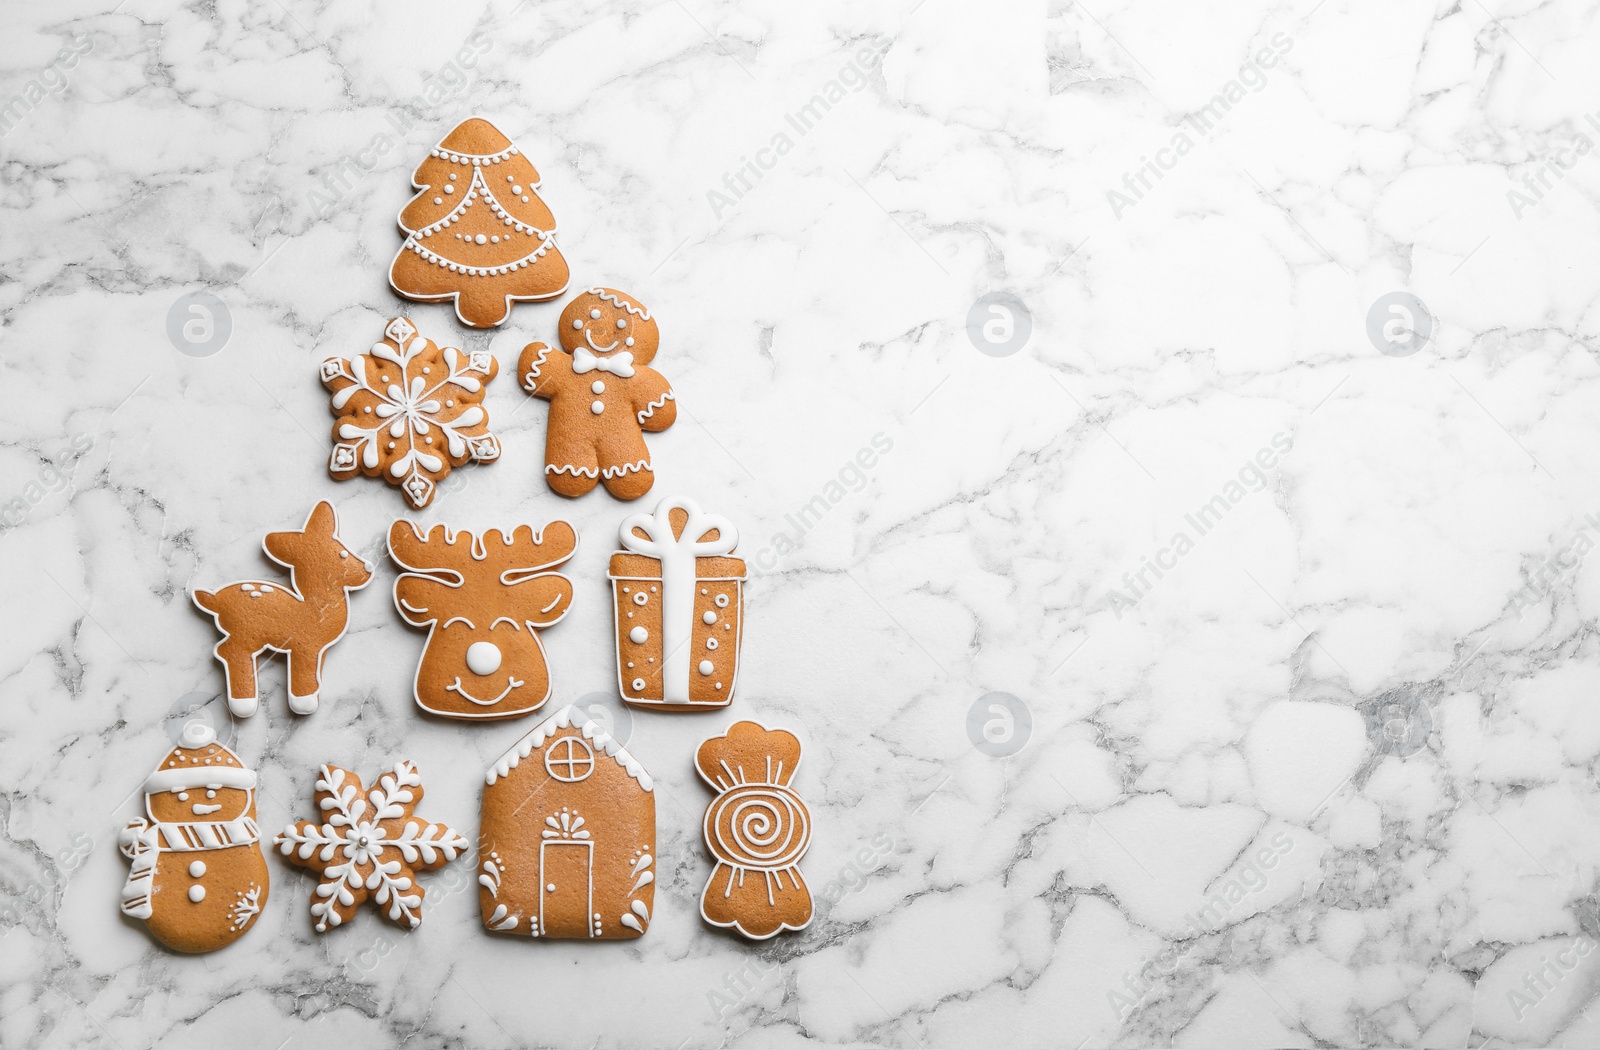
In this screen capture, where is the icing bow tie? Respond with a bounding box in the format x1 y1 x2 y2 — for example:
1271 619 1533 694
573 347 635 377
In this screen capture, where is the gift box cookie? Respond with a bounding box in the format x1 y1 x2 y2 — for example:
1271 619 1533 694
609 497 745 710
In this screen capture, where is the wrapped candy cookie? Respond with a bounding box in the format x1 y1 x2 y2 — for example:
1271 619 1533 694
118 722 269 953
609 496 746 710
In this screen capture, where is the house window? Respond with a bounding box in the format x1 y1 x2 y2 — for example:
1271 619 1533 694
545 737 595 782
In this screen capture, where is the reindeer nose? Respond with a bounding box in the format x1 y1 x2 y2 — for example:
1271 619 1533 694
466 641 502 676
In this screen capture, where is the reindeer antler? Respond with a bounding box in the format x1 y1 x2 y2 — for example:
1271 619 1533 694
388 521 478 582
388 521 577 582
483 522 577 584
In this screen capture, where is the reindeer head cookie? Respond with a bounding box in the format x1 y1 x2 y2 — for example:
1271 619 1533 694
388 520 577 720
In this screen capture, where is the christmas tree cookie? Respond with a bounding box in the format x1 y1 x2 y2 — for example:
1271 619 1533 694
389 116 570 328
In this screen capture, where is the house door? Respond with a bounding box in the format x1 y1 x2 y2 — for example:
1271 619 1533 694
539 840 594 938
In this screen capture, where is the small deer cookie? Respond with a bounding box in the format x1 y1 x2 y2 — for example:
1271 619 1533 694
388 519 577 720
518 287 676 501
191 501 372 718
118 722 269 953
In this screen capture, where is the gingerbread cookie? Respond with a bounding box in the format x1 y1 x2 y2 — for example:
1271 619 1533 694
697 721 812 940
518 287 676 500
118 722 269 953
321 316 500 509
191 501 373 717
480 705 656 939
389 519 577 720
611 497 745 710
388 116 570 328
274 760 467 933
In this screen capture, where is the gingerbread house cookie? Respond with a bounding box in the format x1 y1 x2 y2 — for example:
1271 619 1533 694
479 705 655 939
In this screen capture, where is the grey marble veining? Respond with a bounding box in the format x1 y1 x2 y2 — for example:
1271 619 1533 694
4 0 1600 1047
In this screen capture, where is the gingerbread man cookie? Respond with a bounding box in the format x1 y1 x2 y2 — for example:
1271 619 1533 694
321 317 500 509
274 760 467 932
518 287 676 500
118 722 269 953
696 721 813 940
191 501 373 718
388 116 570 328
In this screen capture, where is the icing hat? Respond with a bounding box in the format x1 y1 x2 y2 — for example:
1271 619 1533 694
143 721 257 793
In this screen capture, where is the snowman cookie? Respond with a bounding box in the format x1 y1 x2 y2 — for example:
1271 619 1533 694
118 722 269 953
518 287 676 500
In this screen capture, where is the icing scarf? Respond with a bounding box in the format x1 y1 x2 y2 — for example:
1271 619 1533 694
118 815 260 919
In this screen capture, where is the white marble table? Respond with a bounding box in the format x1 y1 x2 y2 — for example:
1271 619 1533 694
3 0 1600 1046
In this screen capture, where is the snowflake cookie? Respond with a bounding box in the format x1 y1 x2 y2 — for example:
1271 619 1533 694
321 317 500 509
274 760 468 933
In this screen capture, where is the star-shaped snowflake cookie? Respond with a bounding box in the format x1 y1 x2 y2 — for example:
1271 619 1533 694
321 317 500 509
274 760 467 932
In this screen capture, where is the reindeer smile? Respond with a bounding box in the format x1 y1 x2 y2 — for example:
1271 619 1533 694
446 675 525 706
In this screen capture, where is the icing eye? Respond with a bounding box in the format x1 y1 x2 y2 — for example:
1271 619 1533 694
589 308 602 319
177 792 189 801
571 319 582 329
616 318 627 329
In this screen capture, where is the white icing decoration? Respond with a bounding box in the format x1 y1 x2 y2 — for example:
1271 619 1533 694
699 660 714 675
572 346 635 377
631 678 646 691
703 610 717 625
189 860 206 877
633 592 648 606
629 626 648 644
466 640 502 676
188 885 206 903
706 638 718 650
591 400 605 415
230 884 262 930
637 390 674 424
715 593 730 608
591 380 605 394
586 287 652 320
